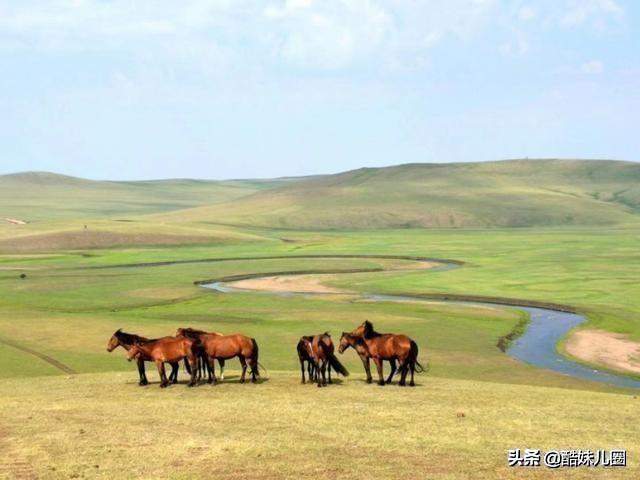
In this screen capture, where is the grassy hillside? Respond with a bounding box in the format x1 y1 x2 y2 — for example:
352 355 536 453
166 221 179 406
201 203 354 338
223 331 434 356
161 159 640 229
0 171 284 222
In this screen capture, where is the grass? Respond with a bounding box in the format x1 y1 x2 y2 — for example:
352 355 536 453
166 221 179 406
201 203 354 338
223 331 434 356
0 372 638 479
157 159 640 229
0 171 285 222
1 222 640 478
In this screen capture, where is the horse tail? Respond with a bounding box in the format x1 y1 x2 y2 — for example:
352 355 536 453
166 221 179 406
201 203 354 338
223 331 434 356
257 361 269 379
327 352 349 377
410 340 426 373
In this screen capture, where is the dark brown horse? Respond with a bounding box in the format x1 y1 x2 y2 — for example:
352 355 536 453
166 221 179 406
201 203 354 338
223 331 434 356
338 332 398 384
199 333 261 384
297 336 316 384
175 327 226 382
127 336 198 388
107 329 180 385
346 321 423 386
308 332 349 388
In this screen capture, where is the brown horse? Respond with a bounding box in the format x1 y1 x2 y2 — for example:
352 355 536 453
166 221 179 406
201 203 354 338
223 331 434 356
175 327 226 382
199 333 261 384
308 332 349 388
127 336 198 388
297 336 316 384
107 329 180 385
338 332 398 384
347 321 423 386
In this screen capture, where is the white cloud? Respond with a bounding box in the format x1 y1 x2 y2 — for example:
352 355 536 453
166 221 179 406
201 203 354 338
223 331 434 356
581 60 604 74
560 0 624 28
0 0 627 71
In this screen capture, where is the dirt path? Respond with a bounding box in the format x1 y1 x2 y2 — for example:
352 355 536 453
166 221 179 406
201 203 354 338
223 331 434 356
566 329 640 375
0 337 76 375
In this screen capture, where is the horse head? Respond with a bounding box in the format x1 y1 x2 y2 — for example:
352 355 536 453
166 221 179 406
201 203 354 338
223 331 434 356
338 332 354 354
106 329 123 352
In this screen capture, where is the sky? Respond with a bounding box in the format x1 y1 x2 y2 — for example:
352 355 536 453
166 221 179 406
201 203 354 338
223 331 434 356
0 0 638 180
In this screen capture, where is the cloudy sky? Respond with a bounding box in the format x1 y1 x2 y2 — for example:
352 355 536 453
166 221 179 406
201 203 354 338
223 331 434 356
0 0 638 180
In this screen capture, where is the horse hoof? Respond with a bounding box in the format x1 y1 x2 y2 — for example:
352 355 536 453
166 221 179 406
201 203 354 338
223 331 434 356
160 384 167 389
378 381 385 386
366 379 372 384
409 382 415 387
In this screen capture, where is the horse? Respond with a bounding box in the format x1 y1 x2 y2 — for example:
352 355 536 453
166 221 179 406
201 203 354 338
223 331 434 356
126 336 198 388
338 332 398 384
297 336 316 384
107 329 180 385
199 333 261 384
175 327 226 382
347 321 423 386
308 332 349 387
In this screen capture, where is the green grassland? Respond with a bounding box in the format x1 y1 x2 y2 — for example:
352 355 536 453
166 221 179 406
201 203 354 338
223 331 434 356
0 171 285 222
0 227 639 477
1 161 640 478
157 159 640 229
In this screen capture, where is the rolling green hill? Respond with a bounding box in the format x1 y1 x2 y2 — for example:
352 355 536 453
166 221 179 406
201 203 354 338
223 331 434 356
0 171 285 222
159 159 640 229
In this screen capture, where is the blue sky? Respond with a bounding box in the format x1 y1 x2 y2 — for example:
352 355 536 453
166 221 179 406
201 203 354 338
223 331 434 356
0 0 638 180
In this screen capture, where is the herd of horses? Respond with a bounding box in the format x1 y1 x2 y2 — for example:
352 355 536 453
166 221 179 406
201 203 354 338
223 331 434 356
107 321 424 388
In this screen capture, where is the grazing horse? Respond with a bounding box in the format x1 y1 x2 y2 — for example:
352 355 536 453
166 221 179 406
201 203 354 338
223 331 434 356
200 333 261 384
107 329 180 385
338 332 397 384
308 332 349 388
175 328 226 382
347 321 423 386
127 336 198 388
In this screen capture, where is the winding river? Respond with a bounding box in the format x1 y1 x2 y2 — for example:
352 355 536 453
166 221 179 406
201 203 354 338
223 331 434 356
201 256 640 389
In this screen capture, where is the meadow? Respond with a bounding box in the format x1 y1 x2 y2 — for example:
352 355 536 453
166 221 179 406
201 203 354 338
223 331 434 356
1 222 640 478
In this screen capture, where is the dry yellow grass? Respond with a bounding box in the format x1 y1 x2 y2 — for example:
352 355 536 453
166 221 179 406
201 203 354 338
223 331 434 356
0 371 637 479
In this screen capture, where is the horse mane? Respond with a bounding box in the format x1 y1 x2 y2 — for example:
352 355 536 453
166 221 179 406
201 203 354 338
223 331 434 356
362 321 380 339
115 329 151 345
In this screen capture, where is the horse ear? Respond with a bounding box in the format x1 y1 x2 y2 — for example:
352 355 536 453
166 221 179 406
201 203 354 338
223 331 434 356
116 328 122 333
324 331 330 337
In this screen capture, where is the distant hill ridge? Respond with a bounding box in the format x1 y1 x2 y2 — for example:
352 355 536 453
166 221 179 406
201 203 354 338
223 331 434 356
2 159 640 228
155 159 640 229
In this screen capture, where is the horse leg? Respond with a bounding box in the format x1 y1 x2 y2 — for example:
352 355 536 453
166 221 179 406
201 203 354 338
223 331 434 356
398 359 408 386
205 354 213 383
239 356 248 383
137 358 148 386
373 358 385 386
386 359 397 384
209 356 218 385
187 355 197 387
157 361 168 388
300 359 306 384
169 362 179 384
219 358 225 381
327 363 333 384
316 360 324 388
361 356 372 384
